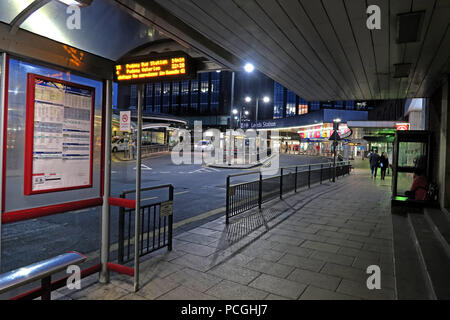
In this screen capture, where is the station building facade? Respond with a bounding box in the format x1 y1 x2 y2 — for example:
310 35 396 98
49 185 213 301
117 70 382 129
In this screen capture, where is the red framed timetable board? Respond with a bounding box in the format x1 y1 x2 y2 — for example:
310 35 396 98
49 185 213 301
24 74 95 195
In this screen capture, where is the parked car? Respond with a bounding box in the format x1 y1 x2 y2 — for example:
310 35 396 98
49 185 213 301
111 137 129 152
195 140 214 152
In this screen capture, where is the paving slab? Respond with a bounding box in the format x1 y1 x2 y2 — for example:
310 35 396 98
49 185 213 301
287 268 342 291
299 286 359 300
56 168 396 300
205 280 269 300
249 274 307 299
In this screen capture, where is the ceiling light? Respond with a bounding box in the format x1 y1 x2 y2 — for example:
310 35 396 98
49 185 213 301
57 0 93 7
244 63 255 73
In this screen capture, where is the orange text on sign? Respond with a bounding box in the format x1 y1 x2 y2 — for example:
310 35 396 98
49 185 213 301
115 57 187 81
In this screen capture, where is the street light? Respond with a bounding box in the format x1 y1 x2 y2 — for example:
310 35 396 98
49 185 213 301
227 63 255 166
244 63 255 73
254 96 270 123
245 96 252 103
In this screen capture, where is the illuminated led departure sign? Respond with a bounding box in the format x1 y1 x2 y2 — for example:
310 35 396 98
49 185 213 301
114 53 195 84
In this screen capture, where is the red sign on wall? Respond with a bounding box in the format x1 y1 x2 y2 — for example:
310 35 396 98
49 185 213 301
396 123 410 131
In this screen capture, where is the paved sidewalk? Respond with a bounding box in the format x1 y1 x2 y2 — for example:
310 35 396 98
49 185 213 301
55 168 395 300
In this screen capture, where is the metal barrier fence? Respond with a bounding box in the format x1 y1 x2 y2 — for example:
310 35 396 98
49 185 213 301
226 161 351 223
221 148 272 165
124 144 169 160
118 185 173 264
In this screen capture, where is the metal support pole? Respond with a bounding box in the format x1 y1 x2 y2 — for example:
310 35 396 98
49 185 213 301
226 176 230 224
134 84 143 292
308 165 311 188
294 166 298 192
41 276 51 300
255 98 259 123
168 185 173 251
258 173 262 210
228 71 235 166
320 164 323 184
117 205 124 264
100 79 113 284
280 168 283 199
0 53 7 272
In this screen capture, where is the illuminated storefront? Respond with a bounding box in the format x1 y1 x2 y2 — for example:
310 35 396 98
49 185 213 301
297 123 351 140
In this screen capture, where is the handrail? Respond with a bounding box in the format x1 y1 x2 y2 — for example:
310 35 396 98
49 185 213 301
227 161 348 180
121 184 173 196
226 161 351 223
281 160 348 170
227 170 261 178
0 251 86 297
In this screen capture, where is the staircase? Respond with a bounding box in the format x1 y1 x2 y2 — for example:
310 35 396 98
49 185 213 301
392 208 450 300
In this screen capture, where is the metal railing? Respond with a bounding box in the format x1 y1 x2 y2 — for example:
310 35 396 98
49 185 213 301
124 144 169 160
142 144 169 156
118 185 173 264
0 252 87 300
226 161 351 223
221 148 272 165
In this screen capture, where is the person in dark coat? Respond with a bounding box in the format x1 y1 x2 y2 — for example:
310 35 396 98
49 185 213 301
369 150 380 179
379 152 389 180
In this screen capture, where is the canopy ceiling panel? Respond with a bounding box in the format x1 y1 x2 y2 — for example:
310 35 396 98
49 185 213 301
150 0 450 101
1 0 167 61
0 0 35 25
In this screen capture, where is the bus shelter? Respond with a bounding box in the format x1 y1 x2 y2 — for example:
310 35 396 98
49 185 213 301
0 0 185 297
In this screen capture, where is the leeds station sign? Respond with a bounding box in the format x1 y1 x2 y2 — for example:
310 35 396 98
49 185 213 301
114 53 195 84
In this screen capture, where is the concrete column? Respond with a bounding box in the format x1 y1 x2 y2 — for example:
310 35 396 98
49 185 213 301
438 77 450 208
0 53 7 272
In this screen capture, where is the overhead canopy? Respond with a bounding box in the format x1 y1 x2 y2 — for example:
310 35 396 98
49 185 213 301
0 0 170 61
1 0 448 101
121 0 450 101
0 0 222 71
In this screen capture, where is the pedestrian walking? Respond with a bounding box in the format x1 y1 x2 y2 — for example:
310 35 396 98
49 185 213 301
379 152 389 180
369 150 380 179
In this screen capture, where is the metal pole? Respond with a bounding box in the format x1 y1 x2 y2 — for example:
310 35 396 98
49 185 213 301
226 176 230 224
228 71 235 166
168 185 173 251
258 173 262 210
308 165 311 188
239 109 242 129
255 98 259 123
320 164 323 184
41 276 52 300
0 53 7 272
100 79 113 283
280 168 283 199
294 166 298 192
333 140 337 183
134 84 143 292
